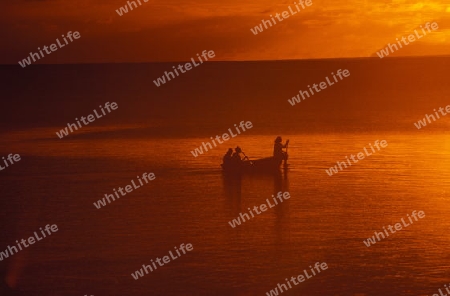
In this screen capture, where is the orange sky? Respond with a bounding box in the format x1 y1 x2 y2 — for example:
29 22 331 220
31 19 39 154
2 0 450 64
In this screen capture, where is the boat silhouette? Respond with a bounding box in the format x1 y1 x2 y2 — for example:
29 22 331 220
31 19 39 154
221 139 289 173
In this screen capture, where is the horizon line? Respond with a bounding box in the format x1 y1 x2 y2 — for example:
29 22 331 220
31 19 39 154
3 54 450 66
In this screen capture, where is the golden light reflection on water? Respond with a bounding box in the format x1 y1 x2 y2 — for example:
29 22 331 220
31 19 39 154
3 129 450 294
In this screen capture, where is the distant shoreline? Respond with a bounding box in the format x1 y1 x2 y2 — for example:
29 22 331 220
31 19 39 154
2 54 450 67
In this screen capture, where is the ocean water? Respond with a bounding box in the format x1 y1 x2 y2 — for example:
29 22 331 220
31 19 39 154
1 130 450 295
1 58 450 295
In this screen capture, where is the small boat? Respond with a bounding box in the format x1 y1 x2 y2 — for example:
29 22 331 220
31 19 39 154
222 138 289 174
221 156 287 173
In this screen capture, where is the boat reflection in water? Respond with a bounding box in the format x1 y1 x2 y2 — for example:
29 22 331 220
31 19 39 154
222 157 290 201
222 160 291 246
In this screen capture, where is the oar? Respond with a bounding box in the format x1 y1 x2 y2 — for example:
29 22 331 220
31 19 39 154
241 151 253 164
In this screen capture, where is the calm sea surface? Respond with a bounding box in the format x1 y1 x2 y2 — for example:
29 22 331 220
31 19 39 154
2 58 450 295
1 129 450 296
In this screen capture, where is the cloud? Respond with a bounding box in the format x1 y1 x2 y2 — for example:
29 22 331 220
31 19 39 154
1 0 449 63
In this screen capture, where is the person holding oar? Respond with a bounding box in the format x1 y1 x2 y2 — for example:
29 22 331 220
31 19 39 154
232 147 247 162
273 136 289 164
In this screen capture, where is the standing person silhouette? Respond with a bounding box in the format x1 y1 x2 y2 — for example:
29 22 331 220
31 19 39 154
273 136 289 163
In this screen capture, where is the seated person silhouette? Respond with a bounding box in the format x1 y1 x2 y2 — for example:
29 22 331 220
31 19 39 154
232 146 244 163
223 148 233 166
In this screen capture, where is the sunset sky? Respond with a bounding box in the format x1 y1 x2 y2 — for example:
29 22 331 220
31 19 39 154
2 0 450 64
